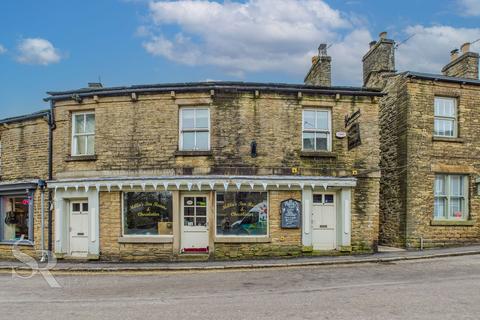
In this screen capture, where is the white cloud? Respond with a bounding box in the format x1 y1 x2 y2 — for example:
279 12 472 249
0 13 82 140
396 25 480 74
458 0 480 16
140 1 480 85
0 44 6 54
142 0 369 84
16 38 61 65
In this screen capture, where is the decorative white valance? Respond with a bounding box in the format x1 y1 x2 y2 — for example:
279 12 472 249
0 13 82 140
47 175 356 193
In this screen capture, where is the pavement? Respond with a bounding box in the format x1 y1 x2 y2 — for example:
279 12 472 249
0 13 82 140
1 244 480 272
1 254 480 320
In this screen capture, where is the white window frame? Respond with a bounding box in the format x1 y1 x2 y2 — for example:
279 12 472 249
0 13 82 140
121 191 174 238
71 112 95 156
214 191 270 238
302 108 332 151
434 174 469 221
434 97 457 138
179 107 210 151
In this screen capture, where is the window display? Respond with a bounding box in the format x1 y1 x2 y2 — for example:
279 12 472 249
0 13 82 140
216 192 268 236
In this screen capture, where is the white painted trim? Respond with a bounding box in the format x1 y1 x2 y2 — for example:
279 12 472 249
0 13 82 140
302 108 332 152
71 111 95 156
47 176 357 191
179 107 210 151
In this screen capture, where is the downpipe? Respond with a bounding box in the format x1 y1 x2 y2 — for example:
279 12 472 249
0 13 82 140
46 100 56 261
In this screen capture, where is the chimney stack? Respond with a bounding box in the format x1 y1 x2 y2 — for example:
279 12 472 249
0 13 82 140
304 43 332 87
450 49 459 61
442 42 479 79
362 31 396 88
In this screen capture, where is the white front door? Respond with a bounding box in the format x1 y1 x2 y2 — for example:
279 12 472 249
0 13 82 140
181 195 209 253
69 201 89 257
312 193 337 250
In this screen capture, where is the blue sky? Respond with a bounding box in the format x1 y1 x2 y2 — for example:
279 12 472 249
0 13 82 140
0 0 479 119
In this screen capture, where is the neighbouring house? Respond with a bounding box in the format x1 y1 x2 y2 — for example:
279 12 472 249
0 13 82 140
41 46 382 261
366 32 480 248
0 110 51 259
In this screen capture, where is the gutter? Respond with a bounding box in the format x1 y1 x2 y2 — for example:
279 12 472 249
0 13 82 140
44 84 384 102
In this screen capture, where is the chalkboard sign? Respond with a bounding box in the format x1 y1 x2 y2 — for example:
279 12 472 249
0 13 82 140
281 199 301 229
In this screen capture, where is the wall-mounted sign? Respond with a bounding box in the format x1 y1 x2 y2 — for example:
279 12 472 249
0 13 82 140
344 109 361 127
281 199 301 229
347 122 362 150
336 131 347 139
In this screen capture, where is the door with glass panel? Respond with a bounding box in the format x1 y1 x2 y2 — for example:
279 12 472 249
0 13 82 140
69 201 89 257
181 195 209 253
311 193 337 250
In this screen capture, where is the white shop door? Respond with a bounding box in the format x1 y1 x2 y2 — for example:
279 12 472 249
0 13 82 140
181 195 209 253
311 194 337 250
69 201 89 257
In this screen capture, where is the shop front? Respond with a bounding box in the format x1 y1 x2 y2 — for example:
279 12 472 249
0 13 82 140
0 181 37 245
48 176 356 261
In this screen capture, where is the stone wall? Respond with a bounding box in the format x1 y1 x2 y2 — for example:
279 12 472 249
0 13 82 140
0 116 49 181
378 75 409 246
404 79 480 248
304 56 331 87
351 176 380 251
215 190 303 259
441 52 479 80
380 75 480 248
52 91 380 178
99 191 173 261
362 38 395 88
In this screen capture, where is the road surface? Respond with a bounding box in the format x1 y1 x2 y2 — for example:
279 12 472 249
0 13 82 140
1 255 479 320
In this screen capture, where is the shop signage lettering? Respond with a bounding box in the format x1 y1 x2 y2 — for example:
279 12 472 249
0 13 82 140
281 199 301 229
344 109 361 127
347 122 362 150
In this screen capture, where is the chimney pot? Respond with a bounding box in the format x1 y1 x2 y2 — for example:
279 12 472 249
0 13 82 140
461 42 471 54
450 49 459 61
369 41 377 48
379 31 387 39
318 43 328 56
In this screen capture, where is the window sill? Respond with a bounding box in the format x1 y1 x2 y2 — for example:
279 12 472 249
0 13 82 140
215 236 271 243
118 236 173 244
430 220 474 226
174 150 212 157
300 151 337 158
432 137 464 143
66 155 98 162
0 241 34 246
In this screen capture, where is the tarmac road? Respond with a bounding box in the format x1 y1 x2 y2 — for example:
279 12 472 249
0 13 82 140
0 255 479 320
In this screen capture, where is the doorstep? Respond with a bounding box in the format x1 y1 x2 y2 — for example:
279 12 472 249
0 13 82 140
175 253 210 262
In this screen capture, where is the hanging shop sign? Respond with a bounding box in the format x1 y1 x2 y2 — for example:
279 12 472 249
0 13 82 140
281 199 301 229
347 122 362 150
345 109 362 150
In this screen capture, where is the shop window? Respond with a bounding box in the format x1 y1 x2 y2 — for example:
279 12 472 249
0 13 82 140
434 174 468 220
72 112 95 156
1 196 30 241
216 192 268 236
434 97 457 138
302 109 331 151
179 108 210 151
123 192 173 236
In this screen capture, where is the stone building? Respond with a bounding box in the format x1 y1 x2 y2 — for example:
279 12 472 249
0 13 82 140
40 49 382 261
0 110 51 259
367 32 480 248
